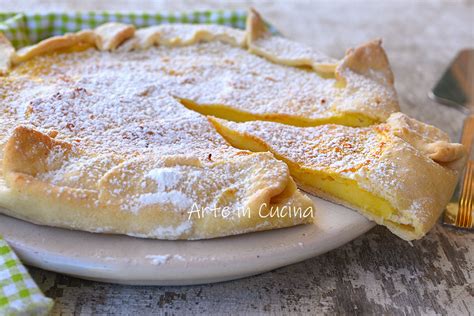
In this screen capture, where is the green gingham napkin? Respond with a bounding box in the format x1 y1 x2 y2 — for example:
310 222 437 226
0 10 277 315
0 238 53 315
0 10 278 49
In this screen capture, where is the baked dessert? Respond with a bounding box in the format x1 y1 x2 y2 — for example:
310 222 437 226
0 9 461 240
209 114 466 240
0 16 322 240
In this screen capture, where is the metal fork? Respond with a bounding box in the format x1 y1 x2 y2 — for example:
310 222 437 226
430 49 473 230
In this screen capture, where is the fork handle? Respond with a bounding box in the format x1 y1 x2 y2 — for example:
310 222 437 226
460 114 474 150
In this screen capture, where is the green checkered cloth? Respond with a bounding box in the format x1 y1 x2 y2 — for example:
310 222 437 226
0 10 280 49
0 238 53 315
0 10 278 315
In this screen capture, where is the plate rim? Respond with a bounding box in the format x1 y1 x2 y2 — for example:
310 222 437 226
0 195 375 285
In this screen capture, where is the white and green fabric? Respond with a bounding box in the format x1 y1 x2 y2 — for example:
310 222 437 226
0 237 53 315
0 11 278 49
0 10 278 315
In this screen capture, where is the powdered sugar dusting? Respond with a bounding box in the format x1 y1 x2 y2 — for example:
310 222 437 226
145 253 186 265
138 191 193 210
145 254 171 265
0 41 292 226
221 119 387 177
152 221 193 238
146 167 183 190
253 35 336 64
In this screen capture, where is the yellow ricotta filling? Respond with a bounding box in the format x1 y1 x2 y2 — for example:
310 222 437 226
179 98 377 128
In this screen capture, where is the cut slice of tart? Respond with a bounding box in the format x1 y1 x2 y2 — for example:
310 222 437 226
209 113 467 240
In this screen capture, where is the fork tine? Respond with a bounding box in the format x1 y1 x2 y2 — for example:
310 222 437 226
456 163 466 226
462 167 472 227
462 162 472 227
457 161 473 228
466 163 473 227
457 163 466 226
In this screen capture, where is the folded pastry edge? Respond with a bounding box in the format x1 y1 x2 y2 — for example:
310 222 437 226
0 125 315 240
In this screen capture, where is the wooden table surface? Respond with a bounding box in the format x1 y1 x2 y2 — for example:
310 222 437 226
1 0 473 314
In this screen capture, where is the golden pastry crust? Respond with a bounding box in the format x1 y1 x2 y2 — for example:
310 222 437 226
12 30 96 64
336 38 394 85
386 113 466 168
119 23 247 51
209 113 467 240
10 23 135 64
94 23 135 51
0 32 14 74
246 8 337 74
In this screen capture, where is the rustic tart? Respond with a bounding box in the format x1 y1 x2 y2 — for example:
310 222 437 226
0 9 465 240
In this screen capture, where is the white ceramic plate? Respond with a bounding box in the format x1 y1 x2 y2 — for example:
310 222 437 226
0 195 374 285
